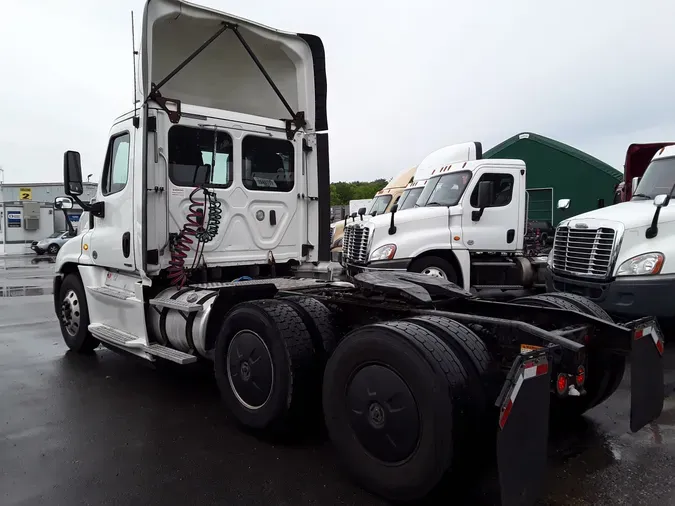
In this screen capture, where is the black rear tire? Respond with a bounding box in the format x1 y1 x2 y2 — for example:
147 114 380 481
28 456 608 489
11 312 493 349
282 296 337 361
214 299 315 432
512 294 625 414
323 320 467 502
58 274 99 353
409 256 458 284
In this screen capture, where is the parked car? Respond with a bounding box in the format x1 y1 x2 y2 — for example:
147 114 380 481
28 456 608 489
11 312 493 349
31 231 75 255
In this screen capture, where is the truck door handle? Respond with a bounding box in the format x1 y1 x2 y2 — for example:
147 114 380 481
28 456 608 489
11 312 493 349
506 229 515 244
269 210 277 226
122 232 130 258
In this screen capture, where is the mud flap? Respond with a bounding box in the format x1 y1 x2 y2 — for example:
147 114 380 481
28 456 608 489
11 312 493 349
496 353 550 506
630 317 665 433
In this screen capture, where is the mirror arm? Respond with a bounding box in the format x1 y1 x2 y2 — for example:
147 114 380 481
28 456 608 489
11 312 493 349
388 207 397 235
646 207 661 239
648 182 675 239
471 208 485 221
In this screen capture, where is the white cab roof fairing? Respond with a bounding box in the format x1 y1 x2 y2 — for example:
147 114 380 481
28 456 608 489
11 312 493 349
140 0 327 130
407 142 482 188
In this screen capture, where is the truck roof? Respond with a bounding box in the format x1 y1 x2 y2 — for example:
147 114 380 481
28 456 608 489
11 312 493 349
406 142 482 189
376 167 416 196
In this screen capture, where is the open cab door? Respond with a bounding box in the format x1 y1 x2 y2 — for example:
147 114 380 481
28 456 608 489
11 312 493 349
139 0 329 275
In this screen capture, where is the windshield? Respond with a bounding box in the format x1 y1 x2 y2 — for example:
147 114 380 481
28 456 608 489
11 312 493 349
633 157 675 199
416 171 472 207
366 195 392 216
48 232 62 238
397 187 423 211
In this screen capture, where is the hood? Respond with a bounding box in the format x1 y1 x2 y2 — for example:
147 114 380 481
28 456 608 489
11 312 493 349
141 0 324 129
564 200 675 230
356 206 448 230
624 143 674 197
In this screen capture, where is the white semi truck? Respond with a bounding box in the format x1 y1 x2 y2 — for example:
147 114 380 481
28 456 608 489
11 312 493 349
53 1 664 504
547 144 675 327
342 144 552 294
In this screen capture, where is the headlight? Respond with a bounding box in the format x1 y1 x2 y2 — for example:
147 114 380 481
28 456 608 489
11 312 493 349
617 252 664 276
331 237 343 249
370 244 397 261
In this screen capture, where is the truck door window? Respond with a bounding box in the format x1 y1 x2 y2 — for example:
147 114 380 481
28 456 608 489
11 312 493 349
470 173 514 208
242 136 294 192
168 126 233 187
101 133 130 196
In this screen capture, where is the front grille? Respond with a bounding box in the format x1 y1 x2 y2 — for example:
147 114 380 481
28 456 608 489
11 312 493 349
552 226 616 278
343 224 370 264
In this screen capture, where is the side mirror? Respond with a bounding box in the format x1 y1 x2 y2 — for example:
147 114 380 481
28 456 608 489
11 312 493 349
390 204 398 213
654 194 667 207
557 198 571 210
54 196 74 210
358 207 367 216
631 176 641 193
63 151 84 196
476 181 493 210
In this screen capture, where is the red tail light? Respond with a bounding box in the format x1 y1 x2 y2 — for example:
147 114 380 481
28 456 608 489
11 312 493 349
556 374 568 395
576 366 586 386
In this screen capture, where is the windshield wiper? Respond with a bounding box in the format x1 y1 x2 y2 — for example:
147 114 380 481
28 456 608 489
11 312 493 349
425 202 443 207
632 193 651 199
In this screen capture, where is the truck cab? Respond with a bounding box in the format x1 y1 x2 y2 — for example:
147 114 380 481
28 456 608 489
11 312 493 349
342 143 548 292
329 166 416 257
548 143 675 324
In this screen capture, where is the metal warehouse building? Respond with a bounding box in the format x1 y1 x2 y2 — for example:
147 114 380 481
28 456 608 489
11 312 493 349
0 182 98 255
485 132 622 226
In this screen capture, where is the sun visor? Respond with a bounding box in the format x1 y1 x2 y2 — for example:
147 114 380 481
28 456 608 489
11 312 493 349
140 0 325 130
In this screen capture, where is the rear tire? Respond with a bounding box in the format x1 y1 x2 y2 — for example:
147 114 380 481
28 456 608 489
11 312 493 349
323 320 467 502
58 274 99 353
214 299 315 433
409 256 458 284
282 296 337 361
512 294 625 414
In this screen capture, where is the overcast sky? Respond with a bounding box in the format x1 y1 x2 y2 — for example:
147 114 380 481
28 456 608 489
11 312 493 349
1 0 674 184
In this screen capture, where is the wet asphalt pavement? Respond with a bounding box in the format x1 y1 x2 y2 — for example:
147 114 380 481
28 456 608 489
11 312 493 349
1 257 675 506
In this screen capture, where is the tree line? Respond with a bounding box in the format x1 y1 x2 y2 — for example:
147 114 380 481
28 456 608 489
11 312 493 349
330 179 389 206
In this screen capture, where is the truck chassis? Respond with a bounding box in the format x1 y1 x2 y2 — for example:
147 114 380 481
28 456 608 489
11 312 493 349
55 269 664 506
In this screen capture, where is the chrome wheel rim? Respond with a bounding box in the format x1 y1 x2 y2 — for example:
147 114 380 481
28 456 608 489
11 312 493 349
421 267 447 279
61 289 81 337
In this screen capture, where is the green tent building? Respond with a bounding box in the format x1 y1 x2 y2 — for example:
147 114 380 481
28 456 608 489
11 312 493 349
484 132 622 226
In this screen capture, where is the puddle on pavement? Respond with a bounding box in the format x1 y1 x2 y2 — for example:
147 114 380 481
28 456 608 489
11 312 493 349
0 285 50 297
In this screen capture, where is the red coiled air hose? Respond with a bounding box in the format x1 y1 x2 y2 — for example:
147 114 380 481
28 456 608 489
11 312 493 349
167 187 205 288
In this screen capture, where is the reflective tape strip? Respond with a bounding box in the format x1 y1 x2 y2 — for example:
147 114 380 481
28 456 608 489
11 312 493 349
499 360 549 429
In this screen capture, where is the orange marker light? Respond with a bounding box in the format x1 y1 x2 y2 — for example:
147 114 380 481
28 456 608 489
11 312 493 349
83 244 89 251
453 236 460 241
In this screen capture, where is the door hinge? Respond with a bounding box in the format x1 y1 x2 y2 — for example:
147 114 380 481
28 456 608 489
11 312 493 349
147 186 165 193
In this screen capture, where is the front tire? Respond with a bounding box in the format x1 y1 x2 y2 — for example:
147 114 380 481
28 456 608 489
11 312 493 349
409 256 458 284
48 244 60 255
323 320 467 502
58 274 99 353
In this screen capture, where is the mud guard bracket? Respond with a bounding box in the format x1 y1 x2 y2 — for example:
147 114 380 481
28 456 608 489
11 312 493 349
629 317 665 433
496 352 550 506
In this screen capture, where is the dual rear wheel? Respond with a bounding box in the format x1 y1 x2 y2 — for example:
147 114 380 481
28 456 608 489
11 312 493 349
214 297 495 501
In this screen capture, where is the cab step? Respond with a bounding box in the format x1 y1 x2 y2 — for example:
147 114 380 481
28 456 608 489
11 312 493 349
88 323 197 365
88 285 134 300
